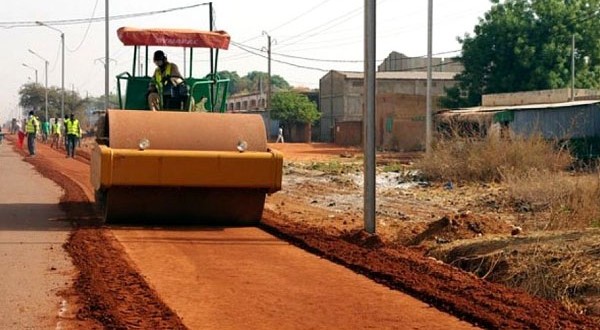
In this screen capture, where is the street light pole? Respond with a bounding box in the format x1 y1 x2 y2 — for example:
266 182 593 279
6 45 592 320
36 21 65 119
22 63 38 84
28 50 49 121
61 32 65 117
105 0 110 110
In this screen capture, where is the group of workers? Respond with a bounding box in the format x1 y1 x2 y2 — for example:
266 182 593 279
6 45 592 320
13 50 166 159
14 49 201 157
22 112 81 158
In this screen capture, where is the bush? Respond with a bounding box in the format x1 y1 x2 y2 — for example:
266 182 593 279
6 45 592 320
414 134 572 183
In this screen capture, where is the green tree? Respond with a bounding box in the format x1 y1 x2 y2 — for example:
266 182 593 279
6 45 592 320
441 0 600 108
226 71 290 95
19 82 96 120
270 91 320 126
217 70 242 94
85 94 119 111
18 83 46 117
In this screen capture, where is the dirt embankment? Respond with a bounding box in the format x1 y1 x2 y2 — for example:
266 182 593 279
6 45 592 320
260 210 599 330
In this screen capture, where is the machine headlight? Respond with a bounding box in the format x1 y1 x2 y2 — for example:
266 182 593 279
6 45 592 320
237 140 248 152
138 138 150 151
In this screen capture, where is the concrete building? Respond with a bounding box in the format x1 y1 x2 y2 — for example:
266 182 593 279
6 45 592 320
227 91 267 112
318 70 457 149
378 51 464 73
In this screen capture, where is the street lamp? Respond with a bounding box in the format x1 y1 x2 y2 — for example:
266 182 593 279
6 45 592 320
28 49 49 121
35 21 65 119
22 63 38 84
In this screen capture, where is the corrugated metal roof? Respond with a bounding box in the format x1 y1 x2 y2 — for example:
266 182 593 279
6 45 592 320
449 99 600 113
338 70 457 80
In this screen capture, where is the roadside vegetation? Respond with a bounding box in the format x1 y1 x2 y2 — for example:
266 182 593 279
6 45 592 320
415 133 600 317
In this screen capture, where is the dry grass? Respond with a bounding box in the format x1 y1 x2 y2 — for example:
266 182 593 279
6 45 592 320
416 132 600 316
503 170 600 230
429 231 600 317
414 130 600 229
504 239 600 313
415 134 572 183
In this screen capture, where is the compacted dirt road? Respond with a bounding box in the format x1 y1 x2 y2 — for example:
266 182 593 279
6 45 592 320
0 141 95 329
6 136 599 329
111 227 474 329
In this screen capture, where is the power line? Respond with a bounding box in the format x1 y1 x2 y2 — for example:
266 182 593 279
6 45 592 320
232 43 328 72
274 0 392 50
67 0 100 52
233 41 461 73
232 41 460 63
276 6 362 50
267 0 334 33
0 2 209 28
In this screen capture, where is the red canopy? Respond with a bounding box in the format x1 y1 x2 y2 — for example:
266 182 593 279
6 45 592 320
117 27 230 49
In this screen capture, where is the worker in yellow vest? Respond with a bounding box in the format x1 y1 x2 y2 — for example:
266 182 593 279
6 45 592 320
25 111 40 156
50 118 62 150
65 113 81 158
147 50 184 110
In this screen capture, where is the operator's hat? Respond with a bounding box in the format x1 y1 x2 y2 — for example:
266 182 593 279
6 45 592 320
153 50 166 61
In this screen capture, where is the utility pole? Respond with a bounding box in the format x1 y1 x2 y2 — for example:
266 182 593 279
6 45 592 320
364 0 376 234
262 31 274 139
105 0 110 110
426 0 433 154
571 34 575 101
61 32 65 117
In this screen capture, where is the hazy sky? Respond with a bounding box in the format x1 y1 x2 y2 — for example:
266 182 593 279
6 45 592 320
0 0 492 119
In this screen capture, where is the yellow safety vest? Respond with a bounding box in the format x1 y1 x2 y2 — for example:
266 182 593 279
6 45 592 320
154 63 172 87
26 116 39 134
52 123 61 136
66 119 80 136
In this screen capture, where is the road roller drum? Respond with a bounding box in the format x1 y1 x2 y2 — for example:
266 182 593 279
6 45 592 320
92 110 283 224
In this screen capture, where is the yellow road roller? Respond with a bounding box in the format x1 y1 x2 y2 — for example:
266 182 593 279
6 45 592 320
91 26 282 224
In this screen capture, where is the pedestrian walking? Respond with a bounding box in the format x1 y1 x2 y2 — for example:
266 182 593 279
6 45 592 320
10 118 17 134
25 111 40 156
65 114 81 158
276 126 285 143
50 118 61 150
62 115 69 149
16 120 25 149
41 119 50 143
